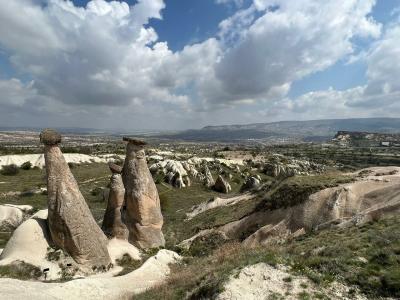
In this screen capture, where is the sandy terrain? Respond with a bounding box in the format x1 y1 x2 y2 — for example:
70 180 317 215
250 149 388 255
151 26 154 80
0 249 180 300
217 263 367 300
186 193 254 220
0 154 124 169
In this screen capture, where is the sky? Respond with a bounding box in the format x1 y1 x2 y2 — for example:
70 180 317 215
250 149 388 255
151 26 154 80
0 0 399 130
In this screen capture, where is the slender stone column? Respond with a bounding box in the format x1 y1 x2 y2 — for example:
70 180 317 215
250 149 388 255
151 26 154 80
40 129 111 268
102 163 129 240
122 137 165 249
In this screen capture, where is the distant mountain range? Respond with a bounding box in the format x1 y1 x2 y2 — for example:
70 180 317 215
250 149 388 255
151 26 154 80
156 118 400 142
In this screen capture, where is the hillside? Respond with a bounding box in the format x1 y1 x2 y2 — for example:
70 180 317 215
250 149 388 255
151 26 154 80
158 118 400 142
333 131 400 147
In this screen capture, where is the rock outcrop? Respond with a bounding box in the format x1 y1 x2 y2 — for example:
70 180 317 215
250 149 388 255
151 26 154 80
221 166 400 246
0 204 32 231
122 137 165 249
203 164 215 187
101 163 129 240
213 175 231 193
0 249 181 300
240 176 260 192
149 159 192 188
40 129 111 268
262 158 325 178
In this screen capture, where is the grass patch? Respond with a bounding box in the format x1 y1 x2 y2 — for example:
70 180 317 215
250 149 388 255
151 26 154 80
257 173 354 211
135 242 278 300
136 216 400 299
115 254 143 276
0 231 11 248
0 261 43 280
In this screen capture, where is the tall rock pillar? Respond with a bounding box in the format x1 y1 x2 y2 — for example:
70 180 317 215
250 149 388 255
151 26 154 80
102 163 129 240
122 137 165 249
40 129 111 268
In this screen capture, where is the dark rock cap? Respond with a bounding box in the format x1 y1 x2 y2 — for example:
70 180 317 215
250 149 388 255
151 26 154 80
40 129 62 145
122 137 147 146
108 162 123 174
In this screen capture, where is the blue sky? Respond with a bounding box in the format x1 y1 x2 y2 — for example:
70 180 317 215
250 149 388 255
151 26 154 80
0 0 399 129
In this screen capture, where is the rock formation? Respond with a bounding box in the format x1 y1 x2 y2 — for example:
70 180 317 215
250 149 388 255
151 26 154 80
40 129 111 268
240 176 261 192
101 163 129 240
149 159 192 188
213 175 231 193
0 204 32 231
203 164 215 187
221 166 400 246
122 137 165 249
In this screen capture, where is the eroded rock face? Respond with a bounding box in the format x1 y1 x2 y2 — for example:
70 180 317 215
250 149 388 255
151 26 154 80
240 176 260 192
203 165 215 187
213 175 231 194
122 137 165 249
40 129 111 268
102 163 128 240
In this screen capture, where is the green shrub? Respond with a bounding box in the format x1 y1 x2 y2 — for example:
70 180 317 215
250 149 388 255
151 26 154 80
20 161 32 170
0 262 42 280
116 254 142 276
187 231 227 257
0 164 19 176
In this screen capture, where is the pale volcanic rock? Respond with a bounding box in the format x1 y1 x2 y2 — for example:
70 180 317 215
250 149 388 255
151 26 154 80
0 210 63 280
41 129 111 268
122 137 165 249
240 176 261 192
203 164 215 187
101 163 128 240
213 175 231 194
186 193 254 220
221 166 400 246
217 263 366 300
0 205 31 230
0 250 181 300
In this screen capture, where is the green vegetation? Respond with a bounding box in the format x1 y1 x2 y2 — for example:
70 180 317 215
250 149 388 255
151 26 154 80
184 231 227 257
258 173 354 211
0 232 11 248
0 262 43 280
20 161 32 170
288 217 400 298
157 181 224 248
136 216 400 299
0 163 110 220
135 242 278 300
115 254 142 276
0 164 19 176
268 143 400 169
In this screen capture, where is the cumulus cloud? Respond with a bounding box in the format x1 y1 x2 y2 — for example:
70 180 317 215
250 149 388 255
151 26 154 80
257 21 400 121
210 0 381 104
0 0 396 129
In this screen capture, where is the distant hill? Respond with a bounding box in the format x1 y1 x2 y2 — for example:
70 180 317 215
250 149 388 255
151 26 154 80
333 131 400 147
158 118 400 142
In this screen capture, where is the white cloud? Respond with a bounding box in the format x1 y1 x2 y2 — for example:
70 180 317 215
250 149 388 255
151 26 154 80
0 0 395 129
210 0 381 104
257 21 400 120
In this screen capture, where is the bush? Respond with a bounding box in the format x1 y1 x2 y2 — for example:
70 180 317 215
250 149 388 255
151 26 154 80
20 161 32 170
0 262 42 280
1 164 19 176
67 162 76 169
116 254 142 276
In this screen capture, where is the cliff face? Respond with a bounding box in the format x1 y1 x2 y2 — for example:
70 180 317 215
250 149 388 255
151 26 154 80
333 131 400 146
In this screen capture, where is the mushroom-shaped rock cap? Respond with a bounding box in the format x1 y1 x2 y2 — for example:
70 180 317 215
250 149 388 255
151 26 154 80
108 162 123 174
122 137 147 146
40 129 61 145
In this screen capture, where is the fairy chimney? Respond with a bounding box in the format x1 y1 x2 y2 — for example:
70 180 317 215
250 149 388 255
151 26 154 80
40 129 111 268
102 163 129 240
122 137 165 249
